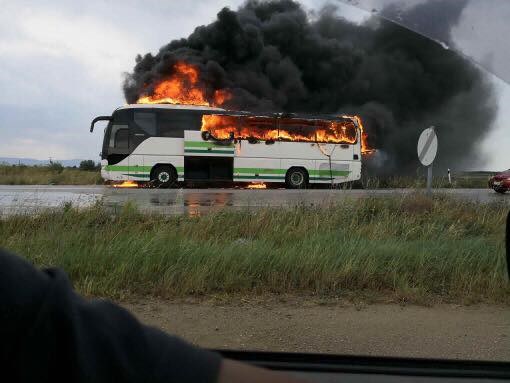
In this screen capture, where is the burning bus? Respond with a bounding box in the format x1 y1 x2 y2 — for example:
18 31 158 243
90 104 366 188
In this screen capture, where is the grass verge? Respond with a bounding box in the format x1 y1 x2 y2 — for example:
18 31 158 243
0 165 102 185
0 194 508 304
361 174 492 189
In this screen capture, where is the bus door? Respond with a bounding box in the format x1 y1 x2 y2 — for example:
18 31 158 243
129 111 157 180
183 130 234 181
105 122 131 180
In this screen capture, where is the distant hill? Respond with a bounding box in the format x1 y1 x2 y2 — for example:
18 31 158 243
0 157 86 167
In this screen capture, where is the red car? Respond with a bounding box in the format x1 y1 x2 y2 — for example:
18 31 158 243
489 170 510 193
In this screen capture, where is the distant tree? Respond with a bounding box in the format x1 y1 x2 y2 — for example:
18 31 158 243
48 160 64 173
79 160 97 171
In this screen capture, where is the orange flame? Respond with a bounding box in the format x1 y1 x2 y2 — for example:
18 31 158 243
347 115 374 154
213 89 232 105
201 115 373 151
135 61 372 153
136 61 231 106
246 182 267 189
113 180 138 188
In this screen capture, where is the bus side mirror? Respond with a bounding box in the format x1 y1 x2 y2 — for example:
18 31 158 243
90 116 112 133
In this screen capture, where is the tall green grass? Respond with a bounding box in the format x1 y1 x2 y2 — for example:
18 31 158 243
361 174 491 189
1 195 508 303
0 165 102 185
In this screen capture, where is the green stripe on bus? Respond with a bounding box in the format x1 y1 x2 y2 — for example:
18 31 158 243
310 177 341 181
107 165 349 177
310 170 350 177
105 165 132 172
234 168 350 177
234 168 286 175
123 173 150 178
184 141 234 148
106 166 184 171
124 173 184 177
184 149 234 154
184 147 234 152
105 165 152 172
184 148 235 152
234 175 285 180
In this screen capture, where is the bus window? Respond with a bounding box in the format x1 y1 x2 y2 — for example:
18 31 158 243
109 124 129 149
278 119 317 142
134 112 156 136
111 109 132 124
278 118 358 144
157 110 201 138
203 115 239 140
101 122 111 159
315 120 358 144
239 116 277 142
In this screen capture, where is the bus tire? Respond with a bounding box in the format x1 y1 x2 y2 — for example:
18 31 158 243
285 167 308 189
151 165 177 189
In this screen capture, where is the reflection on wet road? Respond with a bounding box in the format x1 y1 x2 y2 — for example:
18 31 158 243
0 186 103 215
0 185 508 216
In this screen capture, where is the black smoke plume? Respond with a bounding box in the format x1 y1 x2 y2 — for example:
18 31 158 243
123 0 496 174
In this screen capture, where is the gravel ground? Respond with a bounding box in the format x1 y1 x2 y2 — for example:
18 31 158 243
122 297 510 361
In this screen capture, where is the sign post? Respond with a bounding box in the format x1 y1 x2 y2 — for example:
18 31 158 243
417 127 438 195
427 165 433 192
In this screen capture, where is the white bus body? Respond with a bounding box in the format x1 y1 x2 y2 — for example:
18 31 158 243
91 104 362 188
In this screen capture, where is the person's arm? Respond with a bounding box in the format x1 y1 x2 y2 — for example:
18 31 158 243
0 249 307 382
0 249 220 382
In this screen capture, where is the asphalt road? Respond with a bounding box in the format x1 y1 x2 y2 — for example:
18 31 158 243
0 185 508 215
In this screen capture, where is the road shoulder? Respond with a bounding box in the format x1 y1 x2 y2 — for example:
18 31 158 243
121 296 510 361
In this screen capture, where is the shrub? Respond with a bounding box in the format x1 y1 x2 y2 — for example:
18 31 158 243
79 160 99 171
47 161 64 173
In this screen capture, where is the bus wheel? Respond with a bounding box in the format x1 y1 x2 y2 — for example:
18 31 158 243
152 165 177 189
285 167 308 189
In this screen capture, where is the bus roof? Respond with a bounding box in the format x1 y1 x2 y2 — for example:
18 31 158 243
116 104 358 124
117 104 226 112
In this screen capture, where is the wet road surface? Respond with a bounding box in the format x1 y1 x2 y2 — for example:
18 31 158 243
0 185 508 215
0 185 103 215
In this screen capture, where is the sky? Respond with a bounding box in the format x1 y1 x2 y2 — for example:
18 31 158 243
0 0 508 170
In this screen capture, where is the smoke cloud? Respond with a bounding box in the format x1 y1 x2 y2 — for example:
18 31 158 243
123 0 496 174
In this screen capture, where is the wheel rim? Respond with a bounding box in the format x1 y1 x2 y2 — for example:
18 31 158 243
290 172 304 186
158 171 170 183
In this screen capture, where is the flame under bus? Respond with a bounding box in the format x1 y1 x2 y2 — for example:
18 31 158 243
90 104 363 188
